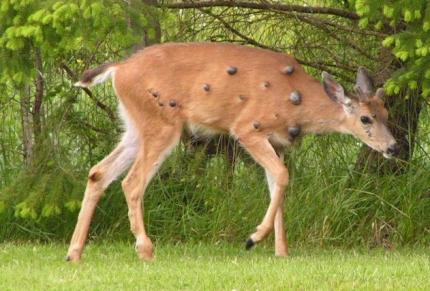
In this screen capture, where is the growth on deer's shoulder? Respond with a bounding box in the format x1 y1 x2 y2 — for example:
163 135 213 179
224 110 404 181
253 121 261 130
288 127 301 140
262 81 270 89
227 66 238 75
289 91 302 105
281 65 294 75
169 100 177 107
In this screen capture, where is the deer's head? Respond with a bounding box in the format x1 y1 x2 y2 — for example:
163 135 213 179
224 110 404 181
322 68 399 158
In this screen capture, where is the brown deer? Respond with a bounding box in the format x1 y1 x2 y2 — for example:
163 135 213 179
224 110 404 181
67 42 398 262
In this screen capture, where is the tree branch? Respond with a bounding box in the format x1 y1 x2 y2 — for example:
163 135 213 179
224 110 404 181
200 9 274 50
157 1 359 20
201 10 354 82
296 15 378 62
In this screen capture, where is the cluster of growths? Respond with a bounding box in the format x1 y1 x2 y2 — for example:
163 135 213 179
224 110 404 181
150 64 302 141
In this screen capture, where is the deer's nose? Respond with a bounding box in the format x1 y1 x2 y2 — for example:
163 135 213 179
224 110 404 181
386 143 400 156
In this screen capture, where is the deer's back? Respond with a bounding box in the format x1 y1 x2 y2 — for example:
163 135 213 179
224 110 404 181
114 42 316 133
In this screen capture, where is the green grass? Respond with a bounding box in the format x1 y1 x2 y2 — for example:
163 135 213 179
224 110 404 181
0 243 429 290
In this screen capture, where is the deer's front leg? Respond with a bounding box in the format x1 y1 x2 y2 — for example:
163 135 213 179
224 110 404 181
237 134 289 251
265 151 288 257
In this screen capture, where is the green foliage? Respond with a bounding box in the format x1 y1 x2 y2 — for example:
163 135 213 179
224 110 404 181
0 0 145 86
0 0 154 241
352 0 430 96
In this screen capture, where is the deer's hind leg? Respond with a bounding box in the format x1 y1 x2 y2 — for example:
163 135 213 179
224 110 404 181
67 129 139 262
121 120 182 261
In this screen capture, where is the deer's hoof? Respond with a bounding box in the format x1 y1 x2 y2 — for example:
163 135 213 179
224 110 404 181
275 251 289 257
65 253 81 263
136 241 154 262
137 249 154 262
245 238 255 250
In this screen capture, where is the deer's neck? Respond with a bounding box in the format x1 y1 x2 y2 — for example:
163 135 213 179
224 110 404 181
297 82 349 135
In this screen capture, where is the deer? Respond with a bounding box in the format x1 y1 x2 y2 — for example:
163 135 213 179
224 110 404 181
67 42 399 262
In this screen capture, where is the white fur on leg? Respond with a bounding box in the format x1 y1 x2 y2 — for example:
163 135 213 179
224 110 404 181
265 169 276 198
100 102 140 189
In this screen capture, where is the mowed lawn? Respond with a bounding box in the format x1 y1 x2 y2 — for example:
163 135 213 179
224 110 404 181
0 243 429 290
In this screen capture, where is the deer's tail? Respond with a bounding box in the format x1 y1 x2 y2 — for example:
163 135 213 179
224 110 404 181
74 63 117 88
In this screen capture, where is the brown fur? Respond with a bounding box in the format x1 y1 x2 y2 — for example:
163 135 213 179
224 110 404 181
67 42 396 262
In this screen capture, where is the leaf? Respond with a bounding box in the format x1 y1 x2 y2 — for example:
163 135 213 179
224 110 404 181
375 21 383 30
415 39 423 48
382 36 395 47
414 10 422 19
0 201 5 213
65 200 81 212
408 80 418 89
28 9 47 22
359 18 369 28
395 51 409 61
404 9 413 22
383 5 394 18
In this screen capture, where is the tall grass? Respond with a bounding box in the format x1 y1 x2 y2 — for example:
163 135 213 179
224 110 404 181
1 125 429 247
1 98 429 246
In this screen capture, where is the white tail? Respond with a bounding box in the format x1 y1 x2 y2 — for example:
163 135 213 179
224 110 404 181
67 42 397 262
74 64 117 88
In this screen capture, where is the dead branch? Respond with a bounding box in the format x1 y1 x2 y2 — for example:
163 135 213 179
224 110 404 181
158 1 359 20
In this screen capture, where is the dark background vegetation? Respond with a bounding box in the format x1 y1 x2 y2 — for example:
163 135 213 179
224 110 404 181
0 0 429 248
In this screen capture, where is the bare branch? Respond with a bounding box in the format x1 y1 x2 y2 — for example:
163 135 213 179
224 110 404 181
276 12 378 62
157 1 359 20
295 58 354 83
200 9 274 50
200 10 354 81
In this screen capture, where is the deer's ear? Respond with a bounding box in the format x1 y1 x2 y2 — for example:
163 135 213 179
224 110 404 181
355 67 374 102
322 72 351 107
375 87 385 101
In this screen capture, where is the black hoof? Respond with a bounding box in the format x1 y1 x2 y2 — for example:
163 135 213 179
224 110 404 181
65 255 71 262
245 238 255 250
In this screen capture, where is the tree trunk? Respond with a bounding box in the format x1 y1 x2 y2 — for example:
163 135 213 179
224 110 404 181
33 47 44 151
20 85 33 167
142 0 161 46
128 0 161 49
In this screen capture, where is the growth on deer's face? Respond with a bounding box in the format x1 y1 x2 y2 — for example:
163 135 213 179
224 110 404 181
67 42 398 262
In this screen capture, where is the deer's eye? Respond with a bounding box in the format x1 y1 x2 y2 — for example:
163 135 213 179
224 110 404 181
360 116 372 124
